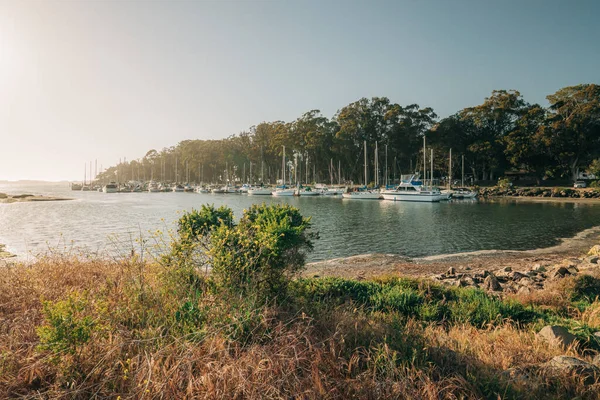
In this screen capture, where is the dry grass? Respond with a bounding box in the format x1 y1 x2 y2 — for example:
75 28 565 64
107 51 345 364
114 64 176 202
2 257 600 399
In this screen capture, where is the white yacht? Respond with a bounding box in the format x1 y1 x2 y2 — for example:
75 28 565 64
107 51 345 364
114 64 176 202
297 187 320 196
381 175 446 202
172 184 185 192
248 186 273 195
272 186 296 196
102 182 118 193
342 188 381 200
239 184 251 193
195 186 210 194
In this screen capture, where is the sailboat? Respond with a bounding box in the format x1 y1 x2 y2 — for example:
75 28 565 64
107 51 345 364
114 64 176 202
248 152 272 195
343 141 382 200
272 146 295 196
381 137 445 202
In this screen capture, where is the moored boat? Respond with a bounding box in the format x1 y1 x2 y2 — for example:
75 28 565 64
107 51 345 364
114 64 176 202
342 188 381 200
248 186 272 195
102 182 118 193
381 176 445 202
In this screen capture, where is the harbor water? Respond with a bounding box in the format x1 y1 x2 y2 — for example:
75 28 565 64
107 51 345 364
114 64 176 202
2 182 600 262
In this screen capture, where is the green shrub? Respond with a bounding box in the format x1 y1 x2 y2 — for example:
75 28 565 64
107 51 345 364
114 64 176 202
570 275 600 302
497 178 511 190
209 204 314 300
177 204 233 241
37 292 95 356
371 286 423 315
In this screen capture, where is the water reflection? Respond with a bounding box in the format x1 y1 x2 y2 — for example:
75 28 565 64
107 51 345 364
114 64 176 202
1 182 600 261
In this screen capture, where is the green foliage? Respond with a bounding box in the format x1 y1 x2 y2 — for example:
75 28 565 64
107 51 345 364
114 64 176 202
290 277 537 327
178 204 234 241
587 159 600 178
210 203 314 300
497 177 511 190
37 292 95 356
569 275 600 303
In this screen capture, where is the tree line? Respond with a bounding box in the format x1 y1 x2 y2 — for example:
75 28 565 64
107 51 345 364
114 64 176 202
96 84 600 186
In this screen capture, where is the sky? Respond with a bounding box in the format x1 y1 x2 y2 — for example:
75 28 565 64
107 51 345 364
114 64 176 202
0 0 598 181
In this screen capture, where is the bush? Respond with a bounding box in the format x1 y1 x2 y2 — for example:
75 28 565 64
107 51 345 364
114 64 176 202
570 275 600 303
177 204 233 241
210 204 314 300
37 292 96 357
497 178 512 190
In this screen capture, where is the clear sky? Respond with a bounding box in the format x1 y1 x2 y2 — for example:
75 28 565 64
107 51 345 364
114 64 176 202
1 0 598 181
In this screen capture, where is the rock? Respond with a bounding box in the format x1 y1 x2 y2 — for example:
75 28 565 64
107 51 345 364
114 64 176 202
464 266 471 271
567 266 579 275
503 266 512 272
586 256 599 264
593 354 600 366
543 356 600 385
484 274 502 291
509 271 527 281
517 286 532 296
538 326 577 349
452 279 465 287
594 332 600 340
446 267 456 276
552 267 570 279
588 245 600 256
519 277 534 286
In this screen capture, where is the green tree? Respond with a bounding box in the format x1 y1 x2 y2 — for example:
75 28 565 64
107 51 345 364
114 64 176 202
541 84 600 180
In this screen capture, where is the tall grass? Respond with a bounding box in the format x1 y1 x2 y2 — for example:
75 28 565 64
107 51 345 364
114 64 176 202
2 205 600 398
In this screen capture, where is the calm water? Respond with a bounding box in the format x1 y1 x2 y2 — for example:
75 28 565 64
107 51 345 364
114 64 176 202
2 181 600 262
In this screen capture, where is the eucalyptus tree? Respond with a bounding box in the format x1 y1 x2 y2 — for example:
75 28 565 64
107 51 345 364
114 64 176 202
541 84 600 180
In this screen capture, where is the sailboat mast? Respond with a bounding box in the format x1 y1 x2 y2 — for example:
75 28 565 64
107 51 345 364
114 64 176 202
338 160 341 186
364 141 367 186
330 159 333 186
449 149 452 189
423 136 427 187
462 154 465 187
375 142 378 187
282 146 286 186
306 154 309 184
385 144 388 187
430 149 434 186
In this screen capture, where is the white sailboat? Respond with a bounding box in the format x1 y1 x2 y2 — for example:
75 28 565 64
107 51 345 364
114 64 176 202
148 181 161 193
102 181 118 193
343 141 382 200
272 146 296 196
248 150 272 195
381 137 445 202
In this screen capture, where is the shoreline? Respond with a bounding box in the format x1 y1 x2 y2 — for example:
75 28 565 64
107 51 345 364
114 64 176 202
0 193 73 204
305 224 600 280
486 195 600 204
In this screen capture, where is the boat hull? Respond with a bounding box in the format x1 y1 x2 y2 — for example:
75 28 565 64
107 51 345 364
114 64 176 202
102 187 118 193
297 191 320 196
272 190 295 196
342 192 381 200
248 189 272 195
381 193 443 202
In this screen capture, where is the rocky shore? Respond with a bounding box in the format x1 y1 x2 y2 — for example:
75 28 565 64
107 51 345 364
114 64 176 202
432 247 600 296
0 244 15 260
479 186 600 199
0 193 72 204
